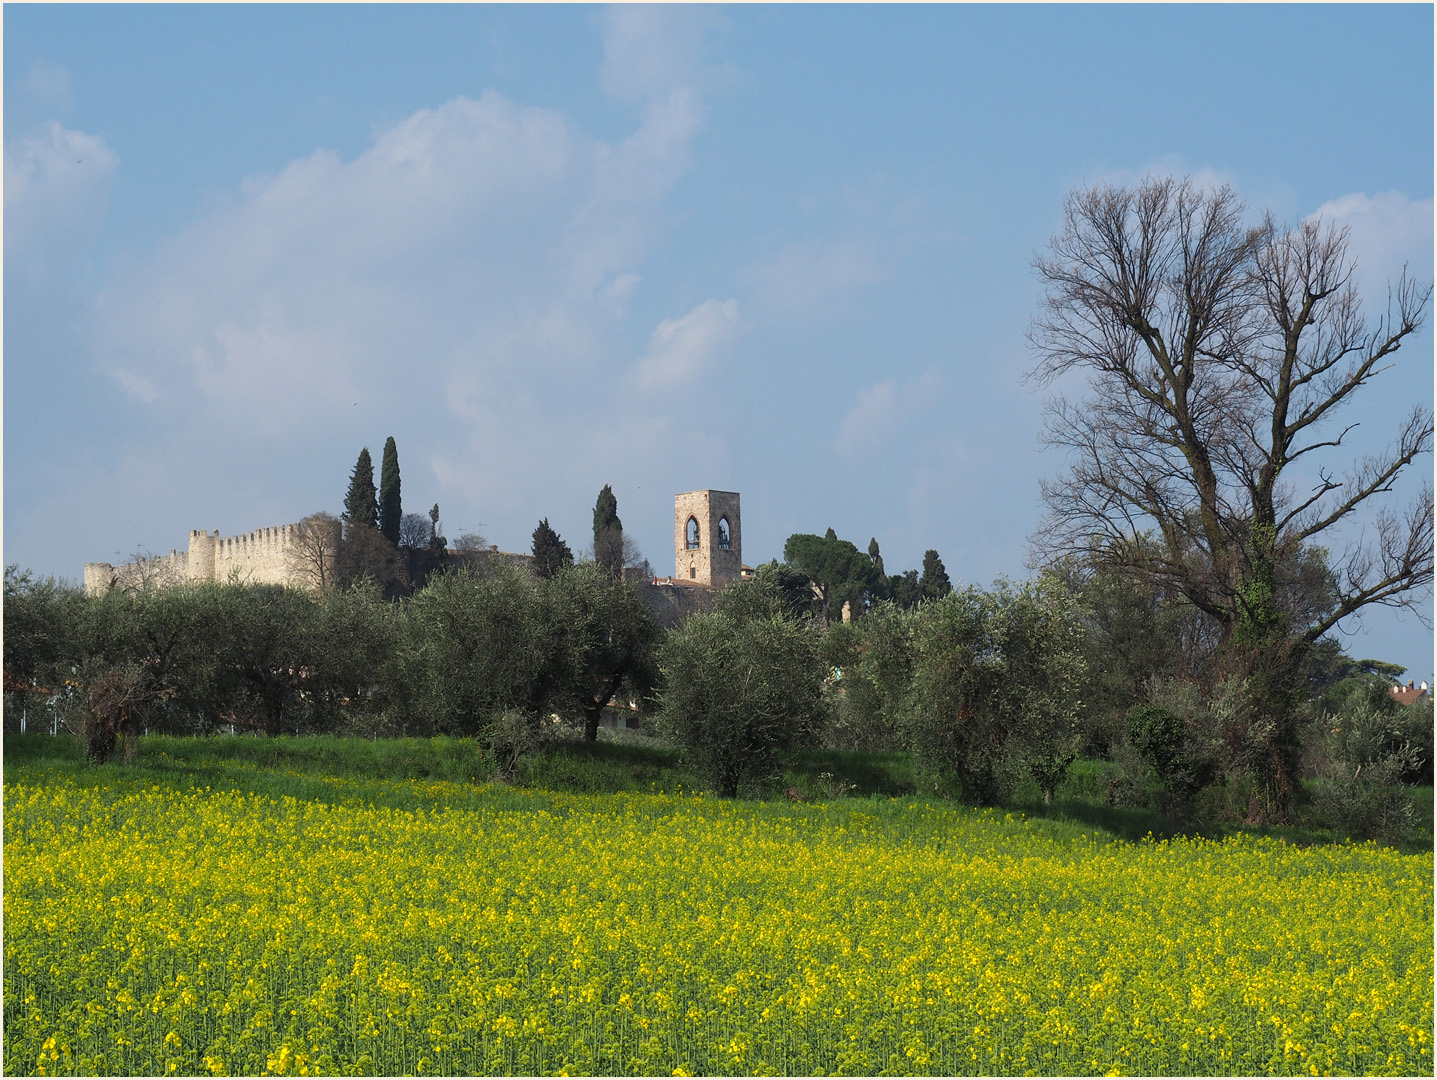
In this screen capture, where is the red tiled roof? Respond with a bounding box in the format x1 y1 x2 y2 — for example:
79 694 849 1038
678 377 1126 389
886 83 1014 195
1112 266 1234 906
1390 683 1429 706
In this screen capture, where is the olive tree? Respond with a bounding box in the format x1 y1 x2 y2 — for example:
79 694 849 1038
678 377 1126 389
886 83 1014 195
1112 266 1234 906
654 609 826 798
544 563 657 741
822 600 915 752
904 578 1087 805
396 565 551 747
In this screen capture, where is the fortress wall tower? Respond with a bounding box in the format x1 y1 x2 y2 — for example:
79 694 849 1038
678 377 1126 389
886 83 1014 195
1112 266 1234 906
188 530 218 582
83 563 115 596
674 490 741 587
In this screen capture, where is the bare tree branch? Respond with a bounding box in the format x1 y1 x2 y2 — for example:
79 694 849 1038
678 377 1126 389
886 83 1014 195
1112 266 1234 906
287 513 341 593
1029 177 1432 654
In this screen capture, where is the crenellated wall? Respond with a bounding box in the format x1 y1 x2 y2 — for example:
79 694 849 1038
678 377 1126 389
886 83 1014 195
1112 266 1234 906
85 549 189 595
85 522 326 596
210 524 307 588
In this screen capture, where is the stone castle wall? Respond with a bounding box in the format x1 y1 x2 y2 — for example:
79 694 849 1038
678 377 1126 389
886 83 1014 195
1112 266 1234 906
207 525 306 588
86 491 748 600
84 549 190 595
85 523 321 597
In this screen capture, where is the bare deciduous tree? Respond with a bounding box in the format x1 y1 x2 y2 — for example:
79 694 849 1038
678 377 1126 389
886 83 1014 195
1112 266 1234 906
287 512 342 593
1028 177 1432 817
452 532 488 553
399 512 433 550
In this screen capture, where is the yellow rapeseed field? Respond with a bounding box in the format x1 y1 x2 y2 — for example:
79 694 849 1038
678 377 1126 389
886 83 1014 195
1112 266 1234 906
4 768 1431 1076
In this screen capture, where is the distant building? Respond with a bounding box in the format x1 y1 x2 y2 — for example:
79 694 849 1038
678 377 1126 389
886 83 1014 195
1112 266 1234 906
84 525 319 596
86 489 753 602
667 489 742 587
1389 680 1429 706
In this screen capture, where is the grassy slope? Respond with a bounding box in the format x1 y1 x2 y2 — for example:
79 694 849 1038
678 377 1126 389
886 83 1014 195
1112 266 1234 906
5 732 1430 853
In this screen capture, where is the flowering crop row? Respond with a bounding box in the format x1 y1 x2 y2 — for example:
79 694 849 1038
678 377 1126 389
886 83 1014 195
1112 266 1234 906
4 768 1431 1076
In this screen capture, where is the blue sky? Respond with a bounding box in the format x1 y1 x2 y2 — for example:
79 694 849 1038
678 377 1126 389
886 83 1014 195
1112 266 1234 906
5 5 1433 677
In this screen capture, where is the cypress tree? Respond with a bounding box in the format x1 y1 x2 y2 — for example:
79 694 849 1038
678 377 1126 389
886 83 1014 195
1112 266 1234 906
344 448 378 528
428 504 447 561
532 518 574 579
868 537 887 598
920 549 953 599
379 436 402 545
593 484 623 575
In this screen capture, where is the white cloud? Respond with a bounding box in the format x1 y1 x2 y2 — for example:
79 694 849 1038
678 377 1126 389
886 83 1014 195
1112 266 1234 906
834 368 940 459
633 299 742 389
44 18 741 577
90 87 702 430
3 121 118 288
836 380 898 458
1080 156 1240 199
600 6 724 105
1309 191 1434 299
600 272 641 317
109 367 161 404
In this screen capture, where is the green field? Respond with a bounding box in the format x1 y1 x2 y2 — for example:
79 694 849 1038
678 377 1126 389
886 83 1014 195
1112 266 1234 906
4 735 1433 1076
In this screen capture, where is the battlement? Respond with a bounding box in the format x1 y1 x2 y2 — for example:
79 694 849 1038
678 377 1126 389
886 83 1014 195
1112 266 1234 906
86 522 328 596
88 493 747 598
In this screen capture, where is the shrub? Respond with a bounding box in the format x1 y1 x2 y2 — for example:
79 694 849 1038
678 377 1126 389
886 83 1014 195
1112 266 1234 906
60 662 149 763
1308 696 1422 842
1125 700 1218 814
1105 738 1154 808
1397 695 1434 786
996 576 1087 804
1311 754 1415 844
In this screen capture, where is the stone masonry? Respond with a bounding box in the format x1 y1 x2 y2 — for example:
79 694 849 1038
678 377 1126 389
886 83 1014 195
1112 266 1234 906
86 490 748 598
673 490 741 587
84 524 328 596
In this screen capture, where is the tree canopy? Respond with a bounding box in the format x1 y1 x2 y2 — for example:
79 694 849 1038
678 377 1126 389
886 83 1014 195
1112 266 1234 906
343 448 379 529
593 485 624 575
919 549 953 600
783 532 879 622
531 518 574 579
545 563 658 741
1030 177 1431 650
1028 176 1433 818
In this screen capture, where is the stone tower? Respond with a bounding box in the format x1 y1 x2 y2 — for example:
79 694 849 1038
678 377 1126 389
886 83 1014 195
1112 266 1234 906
674 490 741 586
188 529 219 582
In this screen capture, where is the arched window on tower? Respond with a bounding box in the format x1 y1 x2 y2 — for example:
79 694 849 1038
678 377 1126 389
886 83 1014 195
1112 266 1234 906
686 516 700 550
718 516 731 550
